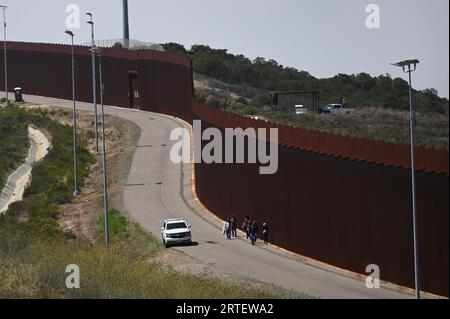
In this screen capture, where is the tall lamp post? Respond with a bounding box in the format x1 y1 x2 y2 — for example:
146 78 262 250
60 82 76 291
90 46 110 247
65 30 79 196
123 0 130 48
391 59 421 299
86 13 99 155
1 5 7 103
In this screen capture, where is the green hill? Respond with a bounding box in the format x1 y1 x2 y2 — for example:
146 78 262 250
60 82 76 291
0 104 30 189
162 43 449 115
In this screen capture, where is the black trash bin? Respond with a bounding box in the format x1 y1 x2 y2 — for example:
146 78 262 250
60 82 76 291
14 87 23 102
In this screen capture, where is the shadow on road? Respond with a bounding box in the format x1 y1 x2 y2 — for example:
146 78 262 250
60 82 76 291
169 241 200 248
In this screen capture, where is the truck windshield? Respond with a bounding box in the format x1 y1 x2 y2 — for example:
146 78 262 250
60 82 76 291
167 222 187 230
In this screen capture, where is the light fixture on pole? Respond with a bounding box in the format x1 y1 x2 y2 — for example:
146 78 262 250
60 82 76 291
90 46 110 247
0 5 7 104
86 13 99 155
391 58 421 299
65 29 79 196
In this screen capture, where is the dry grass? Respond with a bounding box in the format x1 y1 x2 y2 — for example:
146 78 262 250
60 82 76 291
0 233 282 299
259 107 449 150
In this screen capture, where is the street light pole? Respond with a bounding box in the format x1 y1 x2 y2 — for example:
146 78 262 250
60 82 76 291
123 0 130 49
87 13 99 155
392 59 421 299
90 46 110 247
1 5 7 104
65 30 79 196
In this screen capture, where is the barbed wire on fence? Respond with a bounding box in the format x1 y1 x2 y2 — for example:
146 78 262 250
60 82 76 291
81 38 165 52
193 73 270 100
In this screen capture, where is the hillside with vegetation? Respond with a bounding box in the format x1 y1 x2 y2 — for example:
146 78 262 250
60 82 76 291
162 43 449 114
162 43 449 149
0 104 30 189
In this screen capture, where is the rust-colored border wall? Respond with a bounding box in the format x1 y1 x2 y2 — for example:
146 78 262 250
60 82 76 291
137 58 193 122
194 121 449 297
1 41 193 116
1 43 129 107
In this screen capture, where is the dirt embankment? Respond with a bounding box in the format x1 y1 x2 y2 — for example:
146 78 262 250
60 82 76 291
56 108 139 243
19 106 137 243
0 127 50 214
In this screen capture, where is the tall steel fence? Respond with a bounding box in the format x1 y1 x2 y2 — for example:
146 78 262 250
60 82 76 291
192 101 449 297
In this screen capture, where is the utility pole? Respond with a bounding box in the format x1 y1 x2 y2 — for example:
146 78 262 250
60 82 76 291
86 13 99 155
392 59 421 299
1 5 7 104
123 0 130 48
65 30 79 196
90 46 110 247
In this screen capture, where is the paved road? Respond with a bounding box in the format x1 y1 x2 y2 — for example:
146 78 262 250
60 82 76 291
23 94 416 299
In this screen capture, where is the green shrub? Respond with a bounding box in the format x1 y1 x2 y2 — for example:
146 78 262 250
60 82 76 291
1 105 94 233
98 208 129 242
0 108 29 188
250 95 272 108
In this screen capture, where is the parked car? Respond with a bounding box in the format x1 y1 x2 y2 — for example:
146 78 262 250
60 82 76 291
321 104 346 114
295 105 308 115
161 218 192 247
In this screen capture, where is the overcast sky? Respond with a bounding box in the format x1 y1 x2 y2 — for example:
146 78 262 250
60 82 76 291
2 0 449 97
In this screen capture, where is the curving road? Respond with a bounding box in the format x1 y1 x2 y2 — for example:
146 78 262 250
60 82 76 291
23 94 416 299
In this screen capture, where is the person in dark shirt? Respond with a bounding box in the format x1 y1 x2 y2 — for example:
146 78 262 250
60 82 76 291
230 215 238 238
250 220 259 245
242 216 250 239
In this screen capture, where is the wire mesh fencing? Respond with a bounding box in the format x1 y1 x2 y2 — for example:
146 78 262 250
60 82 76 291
81 38 165 52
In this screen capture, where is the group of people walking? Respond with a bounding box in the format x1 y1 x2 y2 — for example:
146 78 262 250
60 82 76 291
222 215 270 246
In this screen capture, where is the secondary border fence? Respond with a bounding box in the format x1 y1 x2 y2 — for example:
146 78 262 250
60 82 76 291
194 73 318 110
194 73 270 100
